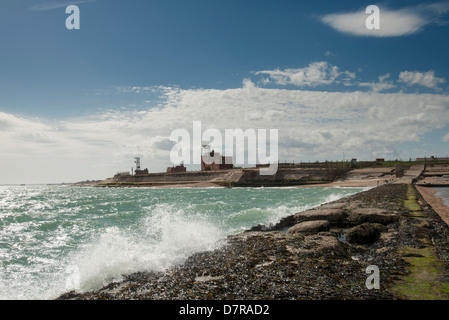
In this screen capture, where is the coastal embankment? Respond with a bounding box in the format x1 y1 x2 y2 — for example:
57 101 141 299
416 186 449 228
59 174 449 299
94 167 351 188
81 165 399 189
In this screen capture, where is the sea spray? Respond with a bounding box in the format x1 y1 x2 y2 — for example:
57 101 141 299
64 204 225 293
0 185 364 299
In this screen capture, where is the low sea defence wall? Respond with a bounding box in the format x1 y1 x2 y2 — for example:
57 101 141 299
125 171 224 183
232 168 348 187
98 171 226 187
98 168 349 187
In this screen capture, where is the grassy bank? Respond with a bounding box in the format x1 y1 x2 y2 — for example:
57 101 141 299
392 184 449 299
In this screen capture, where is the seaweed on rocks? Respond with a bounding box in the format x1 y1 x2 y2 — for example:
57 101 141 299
57 184 449 300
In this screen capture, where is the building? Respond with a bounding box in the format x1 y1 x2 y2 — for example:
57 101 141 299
416 156 449 162
201 150 233 171
113 171 131 179
135 168 149 175
166 163 187 174
133 157 149 175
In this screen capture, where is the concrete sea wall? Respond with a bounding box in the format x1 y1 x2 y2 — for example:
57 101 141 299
98 168 349 187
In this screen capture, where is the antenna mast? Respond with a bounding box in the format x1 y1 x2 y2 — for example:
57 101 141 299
202 144 210 155
134 157 141 171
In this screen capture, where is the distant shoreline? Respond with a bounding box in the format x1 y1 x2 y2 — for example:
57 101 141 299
66 177 394 189
65 163 449 190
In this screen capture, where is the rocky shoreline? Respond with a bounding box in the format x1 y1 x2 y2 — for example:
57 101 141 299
58 183 449 300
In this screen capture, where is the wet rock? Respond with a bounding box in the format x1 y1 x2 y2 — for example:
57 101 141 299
346 222 385 244
249 215 296 231
298 234 347 258
346 208 398 225
287 220 330 234
294 208 345 225
319 202 347 210
345 200 364 210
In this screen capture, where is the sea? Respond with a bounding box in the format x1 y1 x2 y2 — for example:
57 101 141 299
0 184 366 300
435 187 449 208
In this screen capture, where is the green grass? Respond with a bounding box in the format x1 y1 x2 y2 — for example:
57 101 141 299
392 183 449 299
404 185 423 212
394 247 449 300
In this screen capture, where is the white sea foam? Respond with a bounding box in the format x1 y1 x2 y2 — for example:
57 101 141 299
0 185 365 300
62 203 225 293
322 192 346 204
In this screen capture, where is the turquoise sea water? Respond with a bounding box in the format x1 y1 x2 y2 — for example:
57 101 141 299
0 185 365 300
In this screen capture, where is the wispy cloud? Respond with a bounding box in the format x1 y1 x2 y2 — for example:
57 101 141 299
399 70 446 90
320 2 449 37
444 132 449 142
255 61 446 93
1 80 449 183
359 73 396 92
29 0 96 11
255 61 356 88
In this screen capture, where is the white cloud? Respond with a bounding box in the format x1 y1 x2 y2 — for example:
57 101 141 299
399 70 446 89
320 2 449 37
255 61 356 87
444 132 449 142
2 82 449 184
0 112 59 155
256 62 448 93
358 73 396 92
29 0 96 11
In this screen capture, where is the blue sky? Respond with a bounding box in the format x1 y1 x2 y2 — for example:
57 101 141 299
1 0 449 183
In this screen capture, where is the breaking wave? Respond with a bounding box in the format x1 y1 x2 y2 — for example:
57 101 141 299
0 185 363 299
